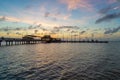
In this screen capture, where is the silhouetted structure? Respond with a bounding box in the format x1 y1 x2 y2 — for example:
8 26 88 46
41 35 61 43
22 35 34 40
0 35 108 47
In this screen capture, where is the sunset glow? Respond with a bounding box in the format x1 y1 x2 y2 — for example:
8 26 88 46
0 0 120 40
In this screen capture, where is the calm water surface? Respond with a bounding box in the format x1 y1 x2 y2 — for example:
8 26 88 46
0 42 120 80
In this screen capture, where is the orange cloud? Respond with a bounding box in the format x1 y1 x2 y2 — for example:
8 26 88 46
59 0 93 11
63 14 71 20
0 16 22 23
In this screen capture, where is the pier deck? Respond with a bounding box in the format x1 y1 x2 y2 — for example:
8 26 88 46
0 38 108 47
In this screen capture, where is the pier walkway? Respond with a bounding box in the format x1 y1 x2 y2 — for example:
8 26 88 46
0 39 41 46
0 38 108 47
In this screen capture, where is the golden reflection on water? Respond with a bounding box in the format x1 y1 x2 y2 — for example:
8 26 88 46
0 43 120 80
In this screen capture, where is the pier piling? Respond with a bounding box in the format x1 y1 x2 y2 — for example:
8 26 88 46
0 37 108 47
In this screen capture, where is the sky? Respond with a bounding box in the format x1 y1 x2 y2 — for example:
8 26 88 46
0 0 120 41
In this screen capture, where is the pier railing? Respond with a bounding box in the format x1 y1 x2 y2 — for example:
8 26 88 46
0 38 108 47
0 39 42 46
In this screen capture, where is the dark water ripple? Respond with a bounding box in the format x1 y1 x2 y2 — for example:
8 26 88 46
0 42 120 80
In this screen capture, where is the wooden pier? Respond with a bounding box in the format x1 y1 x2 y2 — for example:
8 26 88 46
0 38 108 47
0 39 42 46
0 35 108 47
61 40 108 43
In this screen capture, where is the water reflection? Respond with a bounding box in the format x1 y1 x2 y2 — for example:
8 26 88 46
0 43 120 80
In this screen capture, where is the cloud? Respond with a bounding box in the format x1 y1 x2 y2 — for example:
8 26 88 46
28 25 33 29
44 12 50 17
96 1 120 24
67 26 79 29
108 0 118 4
0 27 13 32
0 16 21 23
7 32 10 35
59 26 79 29
0 27 18 32
51 27 60 32
59 0 93 11
16 32 22 35
59 0 80 10
80 31 86 34
43 10 71 20
34 24 41 28
34 30 38 34
0 16 6 21
99 6 113 14
3 28 9 32
91 33 94 38
52 25 80 33
95 13 120 23
71 30 78 33
66 29 71 32
104 26 120 34
15 28 21 31
27 24 47 31
99 3 120 14
0 27 23 32
63 14 71 20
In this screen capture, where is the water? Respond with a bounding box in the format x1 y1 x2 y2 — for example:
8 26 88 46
0 42 120 80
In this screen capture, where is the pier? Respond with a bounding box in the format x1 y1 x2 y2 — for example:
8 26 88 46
0 39 41 46
0 39 108 47
0 35 108 47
